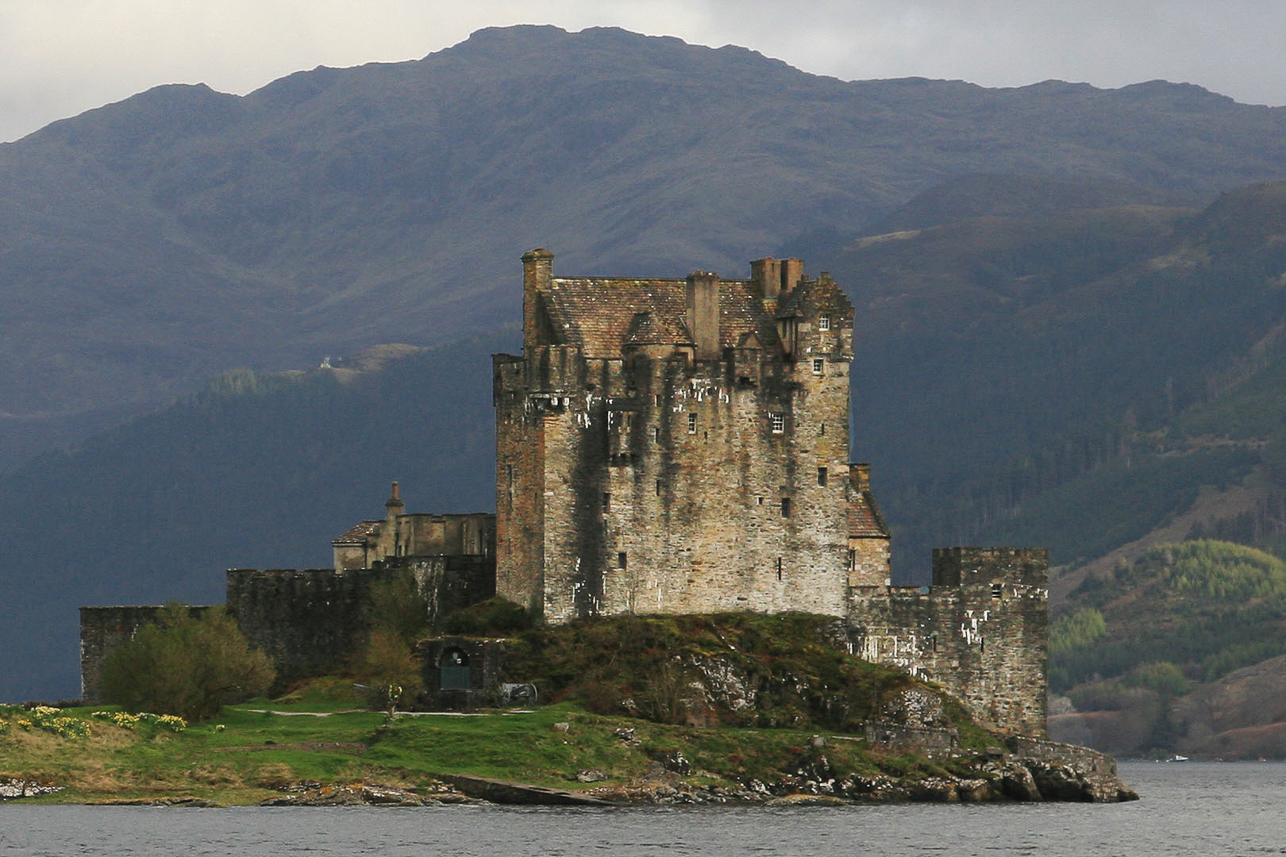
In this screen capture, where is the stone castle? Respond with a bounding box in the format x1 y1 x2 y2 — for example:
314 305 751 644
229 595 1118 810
81 250 1049 737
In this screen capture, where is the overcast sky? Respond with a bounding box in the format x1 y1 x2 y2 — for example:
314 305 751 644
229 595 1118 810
2 0 1284 143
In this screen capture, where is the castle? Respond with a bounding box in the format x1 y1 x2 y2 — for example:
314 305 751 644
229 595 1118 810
81 250 1048 737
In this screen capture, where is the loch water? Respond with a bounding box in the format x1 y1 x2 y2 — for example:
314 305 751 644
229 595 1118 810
2 762 1283 856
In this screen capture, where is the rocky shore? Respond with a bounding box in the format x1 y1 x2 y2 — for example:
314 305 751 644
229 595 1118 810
249 739 1136 807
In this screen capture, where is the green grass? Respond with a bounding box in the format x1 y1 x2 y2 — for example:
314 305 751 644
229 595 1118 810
0 697 984 805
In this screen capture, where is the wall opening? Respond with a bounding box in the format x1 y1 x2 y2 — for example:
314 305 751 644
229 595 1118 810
440 647 471 691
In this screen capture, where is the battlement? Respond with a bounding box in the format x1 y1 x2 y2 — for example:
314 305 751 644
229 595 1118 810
932 547 1049 588
79 249 1048 738
79 604 211 703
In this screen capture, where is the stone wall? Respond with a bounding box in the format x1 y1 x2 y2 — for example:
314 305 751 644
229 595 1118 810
78 605 210 703
226 557 495 691
419 635 505 708
847 547 1049 736
225 568 378 690
494 253 861 623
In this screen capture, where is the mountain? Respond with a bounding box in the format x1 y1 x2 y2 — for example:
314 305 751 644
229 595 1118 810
0 335 510 701
6 25 1286 472
10 26 1286 701
1049 541 1286 757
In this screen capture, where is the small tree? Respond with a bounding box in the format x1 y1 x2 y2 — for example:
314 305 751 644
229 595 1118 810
101 603 275 721
352 570 430 710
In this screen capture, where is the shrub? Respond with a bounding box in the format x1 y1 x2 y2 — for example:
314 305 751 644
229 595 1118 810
100 603 275 721
441 597 532 636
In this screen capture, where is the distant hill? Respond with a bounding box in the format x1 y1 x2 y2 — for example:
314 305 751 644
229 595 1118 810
0 335 509 700
1049 541 1286 757
11 26 1286 701
5 25 1286 472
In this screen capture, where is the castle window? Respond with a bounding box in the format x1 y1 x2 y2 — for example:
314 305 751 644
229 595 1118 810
653 426 660 442
819 315 831 331
656 480 662 496
770 413 784 433
817 467 827 487
847 549 856 569
777 557 783 581
655 394 662 406
757 496 764 505
688 412 697 434
780 497 791 518
812 358 824 375
602 492 611 514
991 583 1003 600
618 552 628 570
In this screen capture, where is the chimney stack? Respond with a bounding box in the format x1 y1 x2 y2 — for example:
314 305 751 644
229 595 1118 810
850 463 871 492
686 271 721 361
522 249 554 349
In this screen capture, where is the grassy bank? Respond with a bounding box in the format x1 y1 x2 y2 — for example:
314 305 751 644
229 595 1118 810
1 695 982 805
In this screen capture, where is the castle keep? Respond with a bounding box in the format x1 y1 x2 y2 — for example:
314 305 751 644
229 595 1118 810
493 250 887 621
81 250 1048 737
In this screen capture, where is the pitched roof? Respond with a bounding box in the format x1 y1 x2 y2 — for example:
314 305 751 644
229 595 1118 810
331 520 382 546
777 276 855 320
540 277 781 358
849 492 889 539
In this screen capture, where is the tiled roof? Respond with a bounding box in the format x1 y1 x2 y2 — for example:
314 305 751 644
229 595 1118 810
849 492 889 539
777 277 855 320
331 520 382 546
541 277 781 358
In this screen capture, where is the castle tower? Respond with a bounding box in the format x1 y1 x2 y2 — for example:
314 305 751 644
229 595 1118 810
493 250 873 622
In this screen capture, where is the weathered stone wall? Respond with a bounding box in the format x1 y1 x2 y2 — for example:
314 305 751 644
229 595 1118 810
225 557 495 691
419 635 505 708
226 568 380 690
494 254 860 623
847 547 1049 737
78 605 210 704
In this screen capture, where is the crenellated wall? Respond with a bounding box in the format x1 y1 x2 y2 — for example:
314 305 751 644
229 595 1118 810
79 605 210 703
494 252 860 623
846 547 1049 736
226 557 495 691
226 568 381 690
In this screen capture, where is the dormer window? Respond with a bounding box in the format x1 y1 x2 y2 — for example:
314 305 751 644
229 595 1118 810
819 315 831 331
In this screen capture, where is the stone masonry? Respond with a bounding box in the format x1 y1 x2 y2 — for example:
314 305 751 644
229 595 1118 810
494 250 878 621
80 249 1049 738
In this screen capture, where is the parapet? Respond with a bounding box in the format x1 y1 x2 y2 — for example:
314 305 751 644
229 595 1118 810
931 547 1049 588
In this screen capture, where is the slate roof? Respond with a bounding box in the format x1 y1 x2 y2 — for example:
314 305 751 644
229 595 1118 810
848 492 889 539
540 277 782 359
331 520 382 546
777 276 856 320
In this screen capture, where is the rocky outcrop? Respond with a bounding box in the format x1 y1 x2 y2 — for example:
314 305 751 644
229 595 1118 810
0 778 64 800
258 780 467 806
